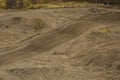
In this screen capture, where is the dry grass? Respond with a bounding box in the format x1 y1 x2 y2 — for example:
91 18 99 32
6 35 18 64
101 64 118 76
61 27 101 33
0 1 93 9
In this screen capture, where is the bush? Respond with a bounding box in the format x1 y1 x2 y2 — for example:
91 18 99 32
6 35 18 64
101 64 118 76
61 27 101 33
0 0 93 9
0 0 6 9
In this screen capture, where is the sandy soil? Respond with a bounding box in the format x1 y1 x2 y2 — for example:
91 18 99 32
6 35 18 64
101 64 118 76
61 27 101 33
0 6 120 80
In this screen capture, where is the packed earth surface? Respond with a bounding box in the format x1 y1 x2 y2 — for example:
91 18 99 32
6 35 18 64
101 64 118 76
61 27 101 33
0 5 120 80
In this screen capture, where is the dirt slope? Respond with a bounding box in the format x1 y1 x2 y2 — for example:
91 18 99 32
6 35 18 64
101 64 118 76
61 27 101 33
0 7 120 80
1 11 120 66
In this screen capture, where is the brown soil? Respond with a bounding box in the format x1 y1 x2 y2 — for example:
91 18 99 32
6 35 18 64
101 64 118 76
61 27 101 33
0 7 120 80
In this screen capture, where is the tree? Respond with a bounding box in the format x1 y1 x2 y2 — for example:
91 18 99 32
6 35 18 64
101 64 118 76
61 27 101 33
17 0 24 8
6 0 17 9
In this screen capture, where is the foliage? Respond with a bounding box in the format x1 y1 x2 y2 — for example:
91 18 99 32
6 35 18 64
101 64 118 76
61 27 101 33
0 0 6 9
0 0 87 9
0 0 120 9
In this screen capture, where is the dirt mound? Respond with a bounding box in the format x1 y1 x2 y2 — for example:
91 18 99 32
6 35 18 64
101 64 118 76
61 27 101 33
0 16 49 49
69 25 120 69
84 25 120 70
0 16 48 33
67 25 120 80
87 8 110 14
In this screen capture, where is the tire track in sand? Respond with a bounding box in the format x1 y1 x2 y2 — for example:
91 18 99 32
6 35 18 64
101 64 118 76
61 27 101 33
0 21 99 66
0 11 120 66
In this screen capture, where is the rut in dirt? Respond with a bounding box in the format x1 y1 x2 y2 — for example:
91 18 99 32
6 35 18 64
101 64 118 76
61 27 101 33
0 21 98 66
0 12 120 66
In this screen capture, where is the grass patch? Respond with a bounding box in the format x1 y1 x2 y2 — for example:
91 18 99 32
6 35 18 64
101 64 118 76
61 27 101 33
96 27 110 34
86 27 111 41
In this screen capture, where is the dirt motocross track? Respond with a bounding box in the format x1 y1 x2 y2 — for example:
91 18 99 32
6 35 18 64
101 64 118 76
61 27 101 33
0 7 120 80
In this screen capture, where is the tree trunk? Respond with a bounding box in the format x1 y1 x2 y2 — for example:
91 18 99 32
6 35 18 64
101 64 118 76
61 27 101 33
6 0 17 9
